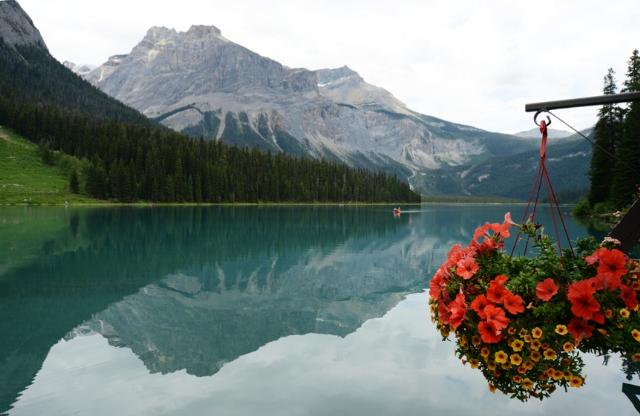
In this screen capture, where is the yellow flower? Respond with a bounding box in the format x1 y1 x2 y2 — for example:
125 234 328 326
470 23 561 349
552 370 564 380
621 308 631 319
510 353 523 366
501 362 511 370
545 368 555 378
519 328 528 337
470 358 480 368
563 342 574 352
605 309 613 318
510 339 524 352
632 353 640 362
555 324 568 335
530 340 542 351
532 327 543 339
523 334 532 343
543 348 557 360
495 351 508 364
569 375 584 387
632 329 640 342
522 378 534 390
513 375 523 383
517 366 527 374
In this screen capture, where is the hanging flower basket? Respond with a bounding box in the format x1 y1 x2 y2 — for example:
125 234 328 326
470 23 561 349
429 213 640 401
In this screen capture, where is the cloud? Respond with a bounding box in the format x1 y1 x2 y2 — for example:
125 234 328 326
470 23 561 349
17 0 640 133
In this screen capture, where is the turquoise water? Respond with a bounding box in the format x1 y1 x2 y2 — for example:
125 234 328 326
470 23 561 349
0 205 636 415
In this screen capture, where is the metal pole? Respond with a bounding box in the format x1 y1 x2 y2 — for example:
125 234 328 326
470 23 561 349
525 91 640 112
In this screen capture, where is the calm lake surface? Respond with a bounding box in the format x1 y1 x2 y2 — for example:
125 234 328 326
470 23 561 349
0 205 637 415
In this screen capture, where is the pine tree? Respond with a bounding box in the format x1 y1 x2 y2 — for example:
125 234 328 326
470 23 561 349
588 68 623 205
69 169 80 194
611 50 640 208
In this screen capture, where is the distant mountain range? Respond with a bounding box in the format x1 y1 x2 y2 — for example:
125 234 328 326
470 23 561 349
5 0 591 199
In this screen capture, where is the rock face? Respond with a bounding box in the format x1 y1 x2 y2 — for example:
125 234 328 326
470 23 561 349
84 25 534 192
0 0 46 49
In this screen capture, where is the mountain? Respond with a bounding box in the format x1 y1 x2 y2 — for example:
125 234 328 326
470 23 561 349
84 25 540 193
63 61 96 76
0 2 418 203
0 0 45 49
514 127 575 139
411 130 592 200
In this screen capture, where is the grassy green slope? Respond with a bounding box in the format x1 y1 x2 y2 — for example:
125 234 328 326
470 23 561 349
0 126 98 204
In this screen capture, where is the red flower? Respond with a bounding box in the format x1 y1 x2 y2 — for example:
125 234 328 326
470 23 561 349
620 284 638 310
456 256 479 280
503 292 524 315
596 248 628 281
437 301 451 325
489 212 513 239
472 224 491 244
585 247 606 266
429 271 445 300
536 278 559 301
471 294 490 319
448 292 467 329
487 275 509 304
568 280 600 321
592 273 623 291
483 304 509 330
567 317 594 344
478 321 502 344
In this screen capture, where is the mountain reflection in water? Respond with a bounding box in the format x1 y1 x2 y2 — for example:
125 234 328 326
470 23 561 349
2 205 630 416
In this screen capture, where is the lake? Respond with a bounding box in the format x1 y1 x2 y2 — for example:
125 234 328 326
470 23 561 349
0 205 637 415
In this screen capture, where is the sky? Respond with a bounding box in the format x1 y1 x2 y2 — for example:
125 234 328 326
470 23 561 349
17 0 640 134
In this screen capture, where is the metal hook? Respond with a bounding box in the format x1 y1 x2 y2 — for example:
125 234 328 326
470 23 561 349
533 109 552 127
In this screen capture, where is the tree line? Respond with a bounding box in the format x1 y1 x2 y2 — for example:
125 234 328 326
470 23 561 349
587 49 640 211
0 41 420 203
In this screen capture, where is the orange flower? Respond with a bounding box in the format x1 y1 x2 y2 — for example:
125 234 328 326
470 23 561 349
563 342 574 352
488 382 496 393
480 347 490 358
522 378 534 390
632 353 640 362
532 327 543 338
469 358 480 368
513 375 523 383
530 351 541 362
569 375 584 387
507 327 517 335
632 329 640 342
530 340 542 351
555 324 568 335
536 278 559 301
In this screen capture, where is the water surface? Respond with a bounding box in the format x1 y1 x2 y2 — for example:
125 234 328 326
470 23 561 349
0 205 636 415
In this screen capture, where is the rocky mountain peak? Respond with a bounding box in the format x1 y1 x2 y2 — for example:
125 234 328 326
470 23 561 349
317 66 362 85
186 24 222 38
0 0 47 49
